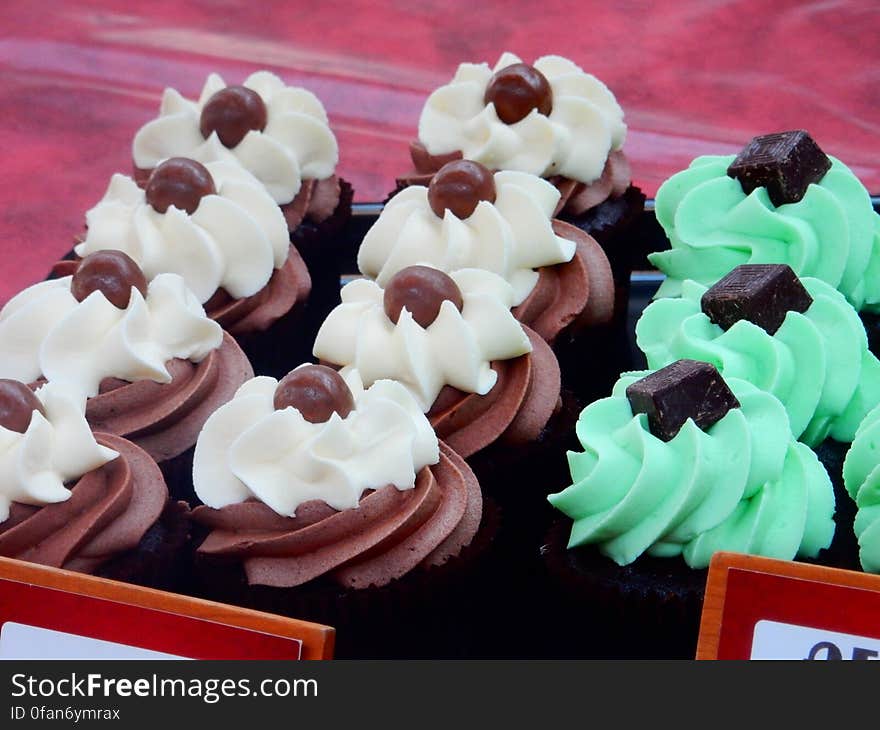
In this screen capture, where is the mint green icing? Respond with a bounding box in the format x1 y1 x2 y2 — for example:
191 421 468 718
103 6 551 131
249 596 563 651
648 155 880 312
636 277 880 447
842 404 880 573
548 373 835 568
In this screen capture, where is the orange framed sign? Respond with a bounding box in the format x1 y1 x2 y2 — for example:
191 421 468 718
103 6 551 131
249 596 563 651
697 552 880 660
0 557 334 660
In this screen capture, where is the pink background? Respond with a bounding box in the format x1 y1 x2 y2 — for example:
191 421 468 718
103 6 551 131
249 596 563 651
2 0 878 303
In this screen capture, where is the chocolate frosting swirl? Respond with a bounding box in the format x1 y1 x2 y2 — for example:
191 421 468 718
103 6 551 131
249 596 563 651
428 327 561 458
192 442 481 589
0 433 168 574
397 142 632 217
32 333 253 462
512 220 614 341
85 332 253 462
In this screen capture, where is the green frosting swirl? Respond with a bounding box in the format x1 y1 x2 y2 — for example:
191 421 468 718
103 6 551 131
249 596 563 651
636 277 880 447
842 404 880 573
648 155 880 312
548 373 835 568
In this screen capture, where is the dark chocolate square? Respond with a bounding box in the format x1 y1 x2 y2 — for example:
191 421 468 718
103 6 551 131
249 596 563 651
727 130 831 207
625 360 740 442
700 264 813 335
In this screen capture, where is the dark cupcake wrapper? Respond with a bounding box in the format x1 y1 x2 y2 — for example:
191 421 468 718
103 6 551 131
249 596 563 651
559 185 647 314
157 446 197 506
94 498 191 592
468 388 579 533
188 496 500 659
541 519 704 659
553 313 636 407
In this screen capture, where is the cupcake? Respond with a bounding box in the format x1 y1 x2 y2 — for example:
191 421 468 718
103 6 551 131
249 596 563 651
132 70 353 358
842 404 880 573
649 131 880 322
0 379 187 589
312 265 561 462
360 160 615 343
57 158 312 374
188 365 493 657
132 70 344 235
636 264 880 447
397 52 645 295
544 360 835 657
0 251 253 488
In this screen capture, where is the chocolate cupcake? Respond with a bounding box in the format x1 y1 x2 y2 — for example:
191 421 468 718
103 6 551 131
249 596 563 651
0 380 187 590
313 266 562 463
0 252 253 493
188 366 493 657
56 158 313 374
363 160 619 398
636 264 880 447
544 361 835 657
132 70 354 369
649 131 880 328
363 160 614 335
396 52 644 301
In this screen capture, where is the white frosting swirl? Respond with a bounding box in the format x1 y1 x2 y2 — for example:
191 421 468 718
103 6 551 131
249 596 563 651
418 52 626 184
358 171 576 304
193 372 439 516
76 161 290 302
0 274 223 397
313 269 532 410
133 71 338 204
0 382 119 523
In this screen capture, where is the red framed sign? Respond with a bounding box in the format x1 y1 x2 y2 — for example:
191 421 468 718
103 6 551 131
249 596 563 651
697 552 880 660
0 557 334 660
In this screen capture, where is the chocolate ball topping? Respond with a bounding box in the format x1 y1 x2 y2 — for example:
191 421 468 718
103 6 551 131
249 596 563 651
383 266 464 328
199 85 268 148
484 63 552 125
0 380 46 434
427 160 496 219
145 157 216 215
71 250 148 309
273 365 355 424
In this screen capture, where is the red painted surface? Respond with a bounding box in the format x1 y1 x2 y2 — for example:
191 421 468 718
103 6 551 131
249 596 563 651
1 1 878 304
717 568 880 659
0 579 302 659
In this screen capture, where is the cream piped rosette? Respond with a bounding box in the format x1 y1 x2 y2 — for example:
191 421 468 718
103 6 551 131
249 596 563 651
357 171 576 305
193 372 438 517
133 71 338 204
313 269 532 411
0 382 119 522
0 273 222 397
76 161 291 303
418 52 626 184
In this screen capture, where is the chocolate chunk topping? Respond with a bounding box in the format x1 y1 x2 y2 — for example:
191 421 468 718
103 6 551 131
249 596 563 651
0 380 45 434
274 365 355 423
625 360 740 442
484 63 553 125
727 130 831 206
701 264 813 335
145 157 216 215
383 266 464 328
71 250 148 309
428 160 496 219
199 85 268 148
